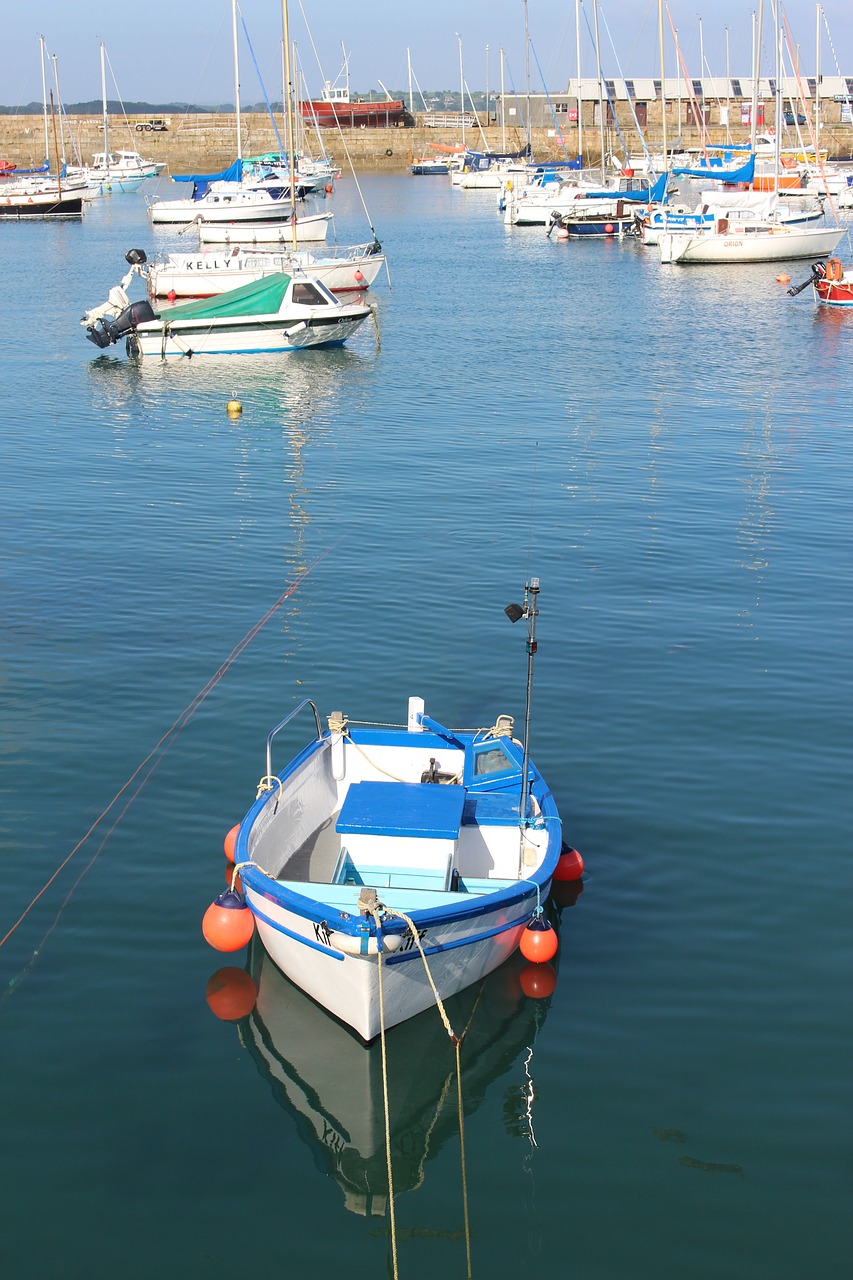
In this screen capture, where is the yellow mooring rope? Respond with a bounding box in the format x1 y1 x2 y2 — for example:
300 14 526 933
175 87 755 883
371 906 473 1277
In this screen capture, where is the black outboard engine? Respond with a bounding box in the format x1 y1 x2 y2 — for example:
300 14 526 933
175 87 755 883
86 299 156 347
125 248 147 266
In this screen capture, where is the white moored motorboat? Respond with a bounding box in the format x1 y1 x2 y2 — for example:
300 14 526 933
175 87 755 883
144 241 386 299
201 580 582 1042
82 259 371 358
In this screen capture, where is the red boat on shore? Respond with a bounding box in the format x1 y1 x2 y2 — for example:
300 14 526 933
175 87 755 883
300 82 406 129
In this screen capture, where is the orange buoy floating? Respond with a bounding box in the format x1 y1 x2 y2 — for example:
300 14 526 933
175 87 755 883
519 961 557 999
554 845 584 882
205 966 258 1021
224 824 240 862
605 223 615 234
519 917 559 963
325 184 333 193
202 888 255 952
776 273 791 284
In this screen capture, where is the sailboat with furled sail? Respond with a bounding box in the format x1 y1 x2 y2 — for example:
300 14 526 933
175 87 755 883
147 1 331 240
658 0 844 265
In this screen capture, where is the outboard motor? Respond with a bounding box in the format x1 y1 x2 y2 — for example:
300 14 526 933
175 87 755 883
86 299 156 347
125 248 147 266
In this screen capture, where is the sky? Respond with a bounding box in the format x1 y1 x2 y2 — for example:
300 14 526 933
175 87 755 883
3 2 851 107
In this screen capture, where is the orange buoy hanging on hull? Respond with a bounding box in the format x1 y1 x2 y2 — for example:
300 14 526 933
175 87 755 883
202 888 255 952
205 966 258 1020
519 917 559 964
520 961 557 999
554 845 584 882
224 824 240 863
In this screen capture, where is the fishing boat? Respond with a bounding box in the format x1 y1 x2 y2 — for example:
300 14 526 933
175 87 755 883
226 940 556 1214
788 257 853 307
144 240 386 299
204 580 575 1042
81 260 370 357
300 62 405 129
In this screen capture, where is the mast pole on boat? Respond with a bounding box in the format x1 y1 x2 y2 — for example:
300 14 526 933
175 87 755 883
523 0 531 152
500 47 507 151
456 33 466 147
592 0 606 183
576 0 583 165
505 578 540 825
231 0 242 162
407 47 413 116
39 35 50 166
100 42 108 165
658 0 667 178
814 4 821 143
281 0 299 251
750 0 763 155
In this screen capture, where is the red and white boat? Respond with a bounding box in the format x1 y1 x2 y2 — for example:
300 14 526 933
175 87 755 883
812 257 853 307
301 79 405 129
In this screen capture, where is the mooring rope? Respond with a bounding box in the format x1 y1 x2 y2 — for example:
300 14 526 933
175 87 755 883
0 545 340 966
374 929 400 1280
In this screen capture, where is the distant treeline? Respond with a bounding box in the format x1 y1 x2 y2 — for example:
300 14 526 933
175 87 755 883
0 90 485 115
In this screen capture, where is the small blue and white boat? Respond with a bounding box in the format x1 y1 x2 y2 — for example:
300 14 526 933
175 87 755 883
220 581 568 1041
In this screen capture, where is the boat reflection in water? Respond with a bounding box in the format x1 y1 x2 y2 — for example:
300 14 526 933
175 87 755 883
231 928 570 1216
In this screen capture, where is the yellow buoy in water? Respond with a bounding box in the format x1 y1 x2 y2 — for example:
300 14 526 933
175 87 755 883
226 398 243 417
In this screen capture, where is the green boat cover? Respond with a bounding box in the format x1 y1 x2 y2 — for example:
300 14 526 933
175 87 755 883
155 272 292 322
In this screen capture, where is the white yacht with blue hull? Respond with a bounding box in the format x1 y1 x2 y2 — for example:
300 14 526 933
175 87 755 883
226 582 564 1041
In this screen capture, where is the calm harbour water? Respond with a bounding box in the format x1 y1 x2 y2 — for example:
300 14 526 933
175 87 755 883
1 174 851 1279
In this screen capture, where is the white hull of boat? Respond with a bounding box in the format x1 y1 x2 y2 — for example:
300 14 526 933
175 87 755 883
197 214 332 244
659 223 845 265
147 247 383 297
148 188 314 226
229 697 563 1041
134 308 367 357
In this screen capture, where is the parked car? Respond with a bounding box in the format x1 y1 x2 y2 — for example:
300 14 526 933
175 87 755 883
136 119 168 132
784 110 807 126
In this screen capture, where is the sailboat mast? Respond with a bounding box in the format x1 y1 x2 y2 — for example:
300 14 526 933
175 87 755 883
500 47 506 150
100 43 108 162
52 55 67 166
407 47 413 115
231 0 242 162
815 3 821 140
592 0 606 183
457 34 465 147
39 35 50 166
576 0 583 164
281 0 298 250
658 0 666 174
772 0 781 191
750 0 763 153
523 0 531 149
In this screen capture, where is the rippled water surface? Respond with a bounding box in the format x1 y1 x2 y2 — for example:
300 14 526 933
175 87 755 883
2 176 851 1279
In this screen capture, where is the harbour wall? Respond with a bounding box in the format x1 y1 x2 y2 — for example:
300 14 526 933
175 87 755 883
2 113 851 172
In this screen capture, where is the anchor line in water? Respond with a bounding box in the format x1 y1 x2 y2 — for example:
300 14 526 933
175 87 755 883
0 545 340 960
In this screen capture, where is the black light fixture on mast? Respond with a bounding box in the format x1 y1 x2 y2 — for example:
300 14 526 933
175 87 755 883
504 577 540 825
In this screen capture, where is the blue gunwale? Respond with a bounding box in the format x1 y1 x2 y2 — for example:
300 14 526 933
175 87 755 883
236 720 563 941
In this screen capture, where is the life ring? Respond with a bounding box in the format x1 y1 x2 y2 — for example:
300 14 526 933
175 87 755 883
385 148 393 157
824 257 843 282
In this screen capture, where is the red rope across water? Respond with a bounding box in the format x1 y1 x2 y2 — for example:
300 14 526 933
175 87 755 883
0 547 337 956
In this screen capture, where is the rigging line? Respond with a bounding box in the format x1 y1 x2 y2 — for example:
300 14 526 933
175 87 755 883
0 542 341 954
294 0 379 242
239 13 285 157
